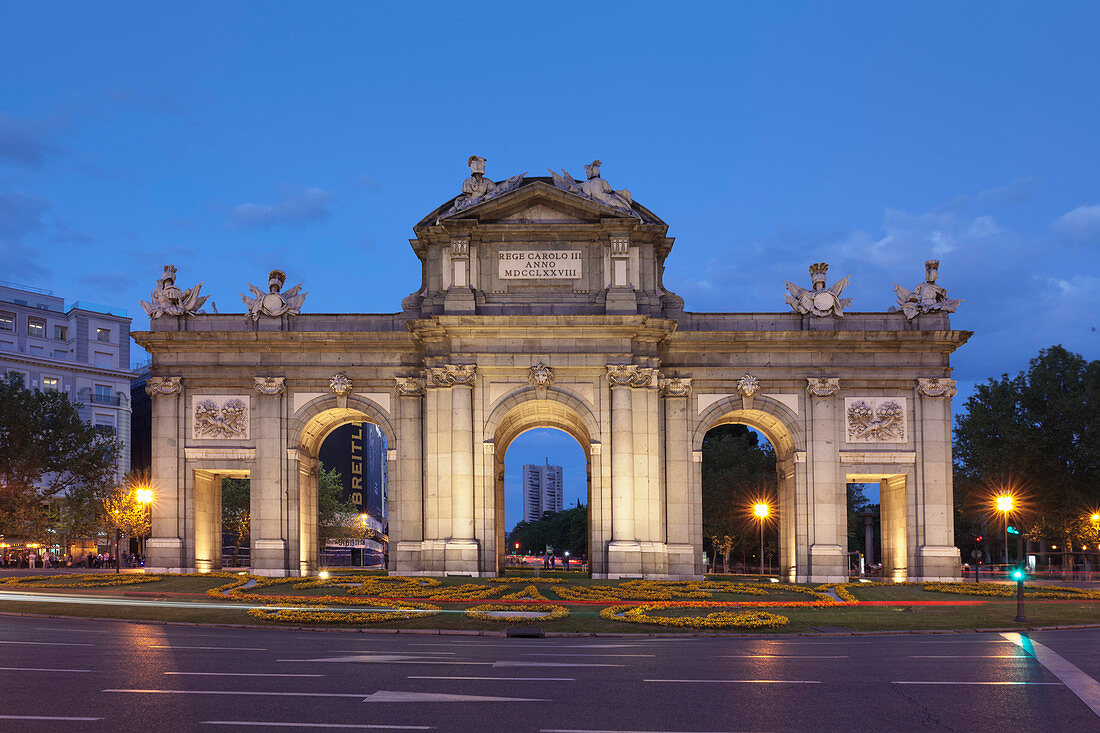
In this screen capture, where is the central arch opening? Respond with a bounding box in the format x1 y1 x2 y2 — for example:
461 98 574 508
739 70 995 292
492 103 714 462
488 394 596 576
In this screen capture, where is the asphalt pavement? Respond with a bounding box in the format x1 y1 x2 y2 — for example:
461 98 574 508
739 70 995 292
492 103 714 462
1 615 1099 731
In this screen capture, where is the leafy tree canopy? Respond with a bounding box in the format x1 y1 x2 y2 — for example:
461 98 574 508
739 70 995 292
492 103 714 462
508 504 587 558
0 373 119 539
954 345 1100 542
701 424 776 563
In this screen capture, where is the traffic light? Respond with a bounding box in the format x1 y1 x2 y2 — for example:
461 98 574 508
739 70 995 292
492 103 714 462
1011 568 1025 581
975 535 983 543
1007 526 1020 535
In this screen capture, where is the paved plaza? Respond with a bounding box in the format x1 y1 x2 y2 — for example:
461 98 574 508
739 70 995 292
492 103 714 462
0 613 1098 731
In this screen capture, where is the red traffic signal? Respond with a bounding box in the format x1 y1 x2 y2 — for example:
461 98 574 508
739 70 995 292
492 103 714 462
975 535 983 542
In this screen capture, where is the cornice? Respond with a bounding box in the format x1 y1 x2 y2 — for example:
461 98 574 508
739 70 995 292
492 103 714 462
0 351 137 379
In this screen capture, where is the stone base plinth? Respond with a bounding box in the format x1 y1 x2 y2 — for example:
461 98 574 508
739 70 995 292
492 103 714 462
795 543 847 584
914 545 962 581
145 537 185 574
251 538 288 576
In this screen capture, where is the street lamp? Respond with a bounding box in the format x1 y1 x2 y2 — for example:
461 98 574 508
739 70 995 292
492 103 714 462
995 494 1014 570
753 503 770 577
135 487 153 566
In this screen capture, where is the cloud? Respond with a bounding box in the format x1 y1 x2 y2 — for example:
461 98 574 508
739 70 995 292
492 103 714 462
51 218 95 247
1054 204 1100 239
167 216 197 231
0 113 61 168
80 271 133 291
228 188 337 230
0 190 51 278
106 88 206 132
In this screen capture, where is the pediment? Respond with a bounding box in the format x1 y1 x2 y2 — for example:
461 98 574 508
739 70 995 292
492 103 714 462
416 179 663 230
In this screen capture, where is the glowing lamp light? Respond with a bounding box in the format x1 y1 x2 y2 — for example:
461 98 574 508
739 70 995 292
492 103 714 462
1091 513 1100 523
1011 569 1025 581
995 495 1014 513
319 571 330 579
753 503 770 519
135 487 153 504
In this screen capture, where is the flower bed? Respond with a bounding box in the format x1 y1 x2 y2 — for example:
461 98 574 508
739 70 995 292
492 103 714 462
922 582 1100 600
600 602 790 630
464 603 568 623
2 573 164 588
247 600 441 625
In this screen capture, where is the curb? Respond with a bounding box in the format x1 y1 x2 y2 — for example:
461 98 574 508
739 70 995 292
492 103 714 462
1 609 1098 638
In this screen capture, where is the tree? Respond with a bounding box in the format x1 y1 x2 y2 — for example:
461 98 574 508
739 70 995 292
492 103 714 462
317 462 358 559
954 345 1100 550
222 478 250 567
701 424 777 567
101 476 152 569
508 504 587 561
0 373 119 540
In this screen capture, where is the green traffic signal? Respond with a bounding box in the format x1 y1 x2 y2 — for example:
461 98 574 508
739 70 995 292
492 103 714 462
1011 569 1025 581
1006 526 1020 535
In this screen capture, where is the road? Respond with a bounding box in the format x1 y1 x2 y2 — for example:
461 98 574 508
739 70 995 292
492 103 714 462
0 614 1098 731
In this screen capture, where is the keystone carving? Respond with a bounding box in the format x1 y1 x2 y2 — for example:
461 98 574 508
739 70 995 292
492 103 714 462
145 376 182 397
659 377 693 397
916 378 958 399
394 377 426 397
329 373 352 408
806 377 840 398
429 364 477 387
253 377 285 396
737 373 761 409
528 362 554 398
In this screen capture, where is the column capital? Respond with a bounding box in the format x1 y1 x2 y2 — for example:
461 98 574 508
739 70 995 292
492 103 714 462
658 376 692 397
394 376 426 397
253 376 285 396
428 364 477 388
606 364 656 388
806 377 840 398
916 377 957 399
145 376 182 397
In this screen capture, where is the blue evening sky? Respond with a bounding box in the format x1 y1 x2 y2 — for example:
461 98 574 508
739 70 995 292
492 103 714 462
3 4 1098 529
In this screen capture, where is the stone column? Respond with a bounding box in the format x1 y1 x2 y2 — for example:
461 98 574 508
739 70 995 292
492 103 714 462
296 453 319 575
251 377 288 576
804 378 846 583
660 377 695 577
914 378 962 580
392 377 425 574
606 364 641 577
144 377 186 573
429 364 479 574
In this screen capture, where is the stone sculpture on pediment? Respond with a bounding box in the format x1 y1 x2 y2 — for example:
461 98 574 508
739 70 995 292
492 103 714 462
892 259 963 320
140 265 208 319
440 156 526 219
548 160 639 217
241 269 308 320
784 263 852 317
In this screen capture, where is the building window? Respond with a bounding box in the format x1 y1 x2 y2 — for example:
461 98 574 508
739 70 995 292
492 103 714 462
27 318 46 338
42 377 59 392
96 328 110 342
0 314 13 332
92 384 115 405
54 325 67 340
7 370 27 387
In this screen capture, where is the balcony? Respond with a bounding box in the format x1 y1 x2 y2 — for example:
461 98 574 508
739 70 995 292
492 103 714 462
90 393 122 406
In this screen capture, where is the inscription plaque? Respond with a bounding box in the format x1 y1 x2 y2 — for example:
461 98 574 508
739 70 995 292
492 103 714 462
498 250 582 279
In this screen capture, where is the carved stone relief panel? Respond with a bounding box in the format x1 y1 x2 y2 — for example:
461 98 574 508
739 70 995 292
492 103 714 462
845 397 906 444
191 395 251 440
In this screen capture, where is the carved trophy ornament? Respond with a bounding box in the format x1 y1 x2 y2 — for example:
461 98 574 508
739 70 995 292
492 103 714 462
193 397 249 439
784 263 852 317
439 156 526 219
140 265 209 319
892 260 963 320
549 160 639 217
846 398 905 443
241 269 308 321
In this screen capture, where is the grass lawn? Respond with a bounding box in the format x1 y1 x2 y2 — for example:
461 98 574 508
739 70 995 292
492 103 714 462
1 573 1096 634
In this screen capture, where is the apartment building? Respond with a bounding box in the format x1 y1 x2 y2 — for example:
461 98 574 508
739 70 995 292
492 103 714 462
0 281 135 479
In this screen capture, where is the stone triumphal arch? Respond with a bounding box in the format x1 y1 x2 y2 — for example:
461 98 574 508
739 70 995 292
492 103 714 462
135 158 970 582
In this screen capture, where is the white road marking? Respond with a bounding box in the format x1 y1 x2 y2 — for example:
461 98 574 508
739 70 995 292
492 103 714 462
722 655 847 659
1003 632 1100 717
363 690 548 702
893 681 1062 685
645 679 821 684
205 723 430 730
408 676 574 681
908 655 1029 659
0 640 92 646
0 715 102 721
522 653 654 658
541 729 759 732
106 689 367 698
493 661 623 668
0 666 92 673
151 645 266 650
280 655 492 665
166 672 325 678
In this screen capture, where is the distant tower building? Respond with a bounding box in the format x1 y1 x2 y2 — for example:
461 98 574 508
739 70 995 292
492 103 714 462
522 460 563 523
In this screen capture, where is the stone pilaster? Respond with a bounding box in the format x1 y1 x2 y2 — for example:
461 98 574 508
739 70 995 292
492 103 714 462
144 377 186 573
606 364 641 576
392 377 425 574
914 378 961 580
251 377 288 576
802 378 846 583
660 377 695 576
427 364 479 574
